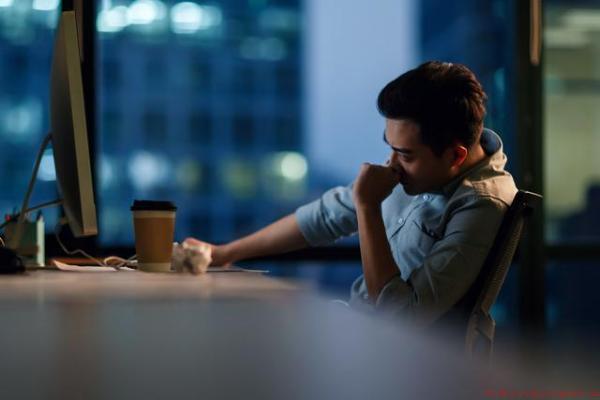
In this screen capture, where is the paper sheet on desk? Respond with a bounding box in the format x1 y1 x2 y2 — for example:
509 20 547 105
52 260 137 272
52 261 265 273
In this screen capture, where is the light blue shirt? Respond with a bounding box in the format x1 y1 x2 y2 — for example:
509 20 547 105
295 129 517 326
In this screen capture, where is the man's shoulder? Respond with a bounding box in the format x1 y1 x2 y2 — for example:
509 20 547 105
453 170 517 209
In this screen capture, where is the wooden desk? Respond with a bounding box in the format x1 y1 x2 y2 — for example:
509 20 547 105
0 270 511 399
0 268 300 302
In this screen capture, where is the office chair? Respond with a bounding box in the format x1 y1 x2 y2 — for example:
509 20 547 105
436 190 542 361
465 190 542 360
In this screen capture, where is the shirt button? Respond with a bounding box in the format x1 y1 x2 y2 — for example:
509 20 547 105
398 217 404 224
423 194 430 201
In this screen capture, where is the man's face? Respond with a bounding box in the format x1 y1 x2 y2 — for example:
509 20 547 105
384 118 455 195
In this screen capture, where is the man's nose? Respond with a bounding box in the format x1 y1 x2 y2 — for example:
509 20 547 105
388 151 402 167
388 152 405 173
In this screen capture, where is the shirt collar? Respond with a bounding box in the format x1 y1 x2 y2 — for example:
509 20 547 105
439 128 507 197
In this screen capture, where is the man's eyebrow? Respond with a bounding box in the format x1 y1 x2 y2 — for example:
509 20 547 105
382 131 413 155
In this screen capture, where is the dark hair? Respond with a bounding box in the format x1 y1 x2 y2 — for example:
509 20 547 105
377 61 487 156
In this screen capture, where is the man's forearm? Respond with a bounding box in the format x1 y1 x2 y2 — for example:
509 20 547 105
224 213 309 262
356 205 400 300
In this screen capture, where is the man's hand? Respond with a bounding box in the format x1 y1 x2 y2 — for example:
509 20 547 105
353 163 401 208
183 238 233 267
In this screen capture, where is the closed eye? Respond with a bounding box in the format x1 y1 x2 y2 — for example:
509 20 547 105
383 131 414 157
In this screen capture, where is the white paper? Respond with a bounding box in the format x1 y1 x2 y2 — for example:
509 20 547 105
52 260 136 272
51 260 264 273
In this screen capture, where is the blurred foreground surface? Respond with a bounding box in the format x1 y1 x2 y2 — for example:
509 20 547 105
0 270 597 399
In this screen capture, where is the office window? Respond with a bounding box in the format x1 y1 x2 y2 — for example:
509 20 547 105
419 0 517 165
544 1 600 244
95 1 519 248
90 0 545 324
545 260 600 362
303 0 516 198
0 2 61 231
97 0 303 245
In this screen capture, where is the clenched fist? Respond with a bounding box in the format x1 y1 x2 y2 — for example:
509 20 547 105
353 163 401 208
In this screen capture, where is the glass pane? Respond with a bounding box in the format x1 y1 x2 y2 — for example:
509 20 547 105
544 1 600 243
419 0 517 172
0 2 61 231
546 260 600 367
305 0 517 205
96 0 304 245
97 0 517 248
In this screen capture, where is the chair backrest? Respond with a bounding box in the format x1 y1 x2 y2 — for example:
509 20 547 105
434 190 542 359
466 190 542 357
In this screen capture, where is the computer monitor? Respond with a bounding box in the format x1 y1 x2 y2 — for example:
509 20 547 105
3 10 96 256
49 10 97 237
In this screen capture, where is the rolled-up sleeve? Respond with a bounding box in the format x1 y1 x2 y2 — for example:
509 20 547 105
295 184 358 246
351 196 510 327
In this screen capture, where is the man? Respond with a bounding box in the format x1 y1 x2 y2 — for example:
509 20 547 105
186 61 517 327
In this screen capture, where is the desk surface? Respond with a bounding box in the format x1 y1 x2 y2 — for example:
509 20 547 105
0 268 299 302
0 270 522 399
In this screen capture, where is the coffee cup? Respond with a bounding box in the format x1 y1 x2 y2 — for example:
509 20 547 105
131 200 177 272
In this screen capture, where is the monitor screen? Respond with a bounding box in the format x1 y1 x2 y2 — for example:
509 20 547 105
50 11 97 238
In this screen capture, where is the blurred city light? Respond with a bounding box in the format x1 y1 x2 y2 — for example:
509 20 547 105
95 0 301 244
279 152 307 181
128 151 170 190
97 1 222 35
263 152 307 200
2 100 42 141
543 9 600 49
175 159 202 191
170 2 222 34
562 9 600 30
97 5 129 33
223 159 257 198
545 27 589 48
32 0 59 12
42 6 59 28
127 0 166 25
0 0 14 8
99 155 116 190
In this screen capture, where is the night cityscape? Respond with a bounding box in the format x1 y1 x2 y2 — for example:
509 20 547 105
1 0 599 325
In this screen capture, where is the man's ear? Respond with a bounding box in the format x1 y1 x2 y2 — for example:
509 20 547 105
446 145 468 169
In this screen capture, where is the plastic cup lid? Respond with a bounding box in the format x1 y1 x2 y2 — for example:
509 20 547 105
131 200 177 212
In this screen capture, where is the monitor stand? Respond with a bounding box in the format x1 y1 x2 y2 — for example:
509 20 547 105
2 133 62 256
